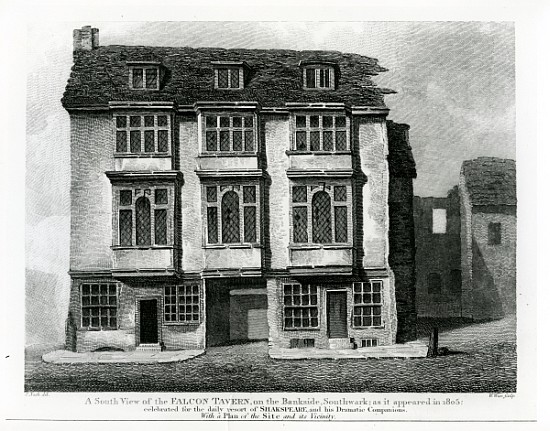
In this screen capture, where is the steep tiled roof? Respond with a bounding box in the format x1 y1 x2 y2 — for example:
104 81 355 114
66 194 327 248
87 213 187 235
62 46 393 109
461 157 516 206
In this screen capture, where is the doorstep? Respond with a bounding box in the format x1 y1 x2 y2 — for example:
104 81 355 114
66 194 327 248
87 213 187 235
269 341 428 359
42 349 205 364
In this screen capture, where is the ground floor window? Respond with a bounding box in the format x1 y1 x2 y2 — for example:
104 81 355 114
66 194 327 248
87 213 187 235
81 283 117 329
352 281 382 327
283 283 319 329
164 284 200 323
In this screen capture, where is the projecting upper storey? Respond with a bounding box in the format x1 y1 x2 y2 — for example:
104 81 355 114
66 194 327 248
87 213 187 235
61 45 394 110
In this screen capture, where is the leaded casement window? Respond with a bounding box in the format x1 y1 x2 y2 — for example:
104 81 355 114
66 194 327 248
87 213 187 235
352 281 383 328
164 284 201 324
283 283 319 329
303 66 335 89
114 114 171 155
215 67 242 89
116 186 171 247
292 113 348 152
202 114 256 153
204 184 260 245
129 66 159 90
81 283 117 330
291 182 351 244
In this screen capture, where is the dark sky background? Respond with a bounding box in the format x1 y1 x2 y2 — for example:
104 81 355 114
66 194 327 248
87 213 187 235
25 22 515 340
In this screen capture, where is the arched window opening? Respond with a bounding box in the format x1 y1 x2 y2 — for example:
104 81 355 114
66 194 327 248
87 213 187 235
312 191 332 243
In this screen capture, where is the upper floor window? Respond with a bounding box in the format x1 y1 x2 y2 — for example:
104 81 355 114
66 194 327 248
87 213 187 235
116 186 172 247
204 184 260 245
115 114 171 155
292 114 348 152
432 208 447 234
302 65 336 90
291 182 351 245
203 114 256 153
488 222 502 245
212 61 249 90
129 66 160 90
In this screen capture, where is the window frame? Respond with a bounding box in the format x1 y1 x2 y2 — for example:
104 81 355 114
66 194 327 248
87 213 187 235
290 181 352 246
201 112 257 154
352 280 383 328
129 66 160 90
114 113 172 156
203 183 261 247
164 283 202 325
80 282 118 331
282 283 320 330
291 112 349 153
302 65 335 90
112 185 174 248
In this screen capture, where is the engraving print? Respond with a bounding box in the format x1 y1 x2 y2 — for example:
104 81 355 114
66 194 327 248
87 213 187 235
25 22 516 394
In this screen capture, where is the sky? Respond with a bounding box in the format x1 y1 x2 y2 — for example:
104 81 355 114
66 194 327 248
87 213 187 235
25 21 515 343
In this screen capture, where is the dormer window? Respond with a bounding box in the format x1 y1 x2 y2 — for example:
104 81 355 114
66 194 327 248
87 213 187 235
128 62 161 90
300 61 337 90
212 61 250 90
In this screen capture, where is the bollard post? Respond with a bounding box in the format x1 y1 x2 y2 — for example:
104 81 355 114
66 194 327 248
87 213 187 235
427 327 439 357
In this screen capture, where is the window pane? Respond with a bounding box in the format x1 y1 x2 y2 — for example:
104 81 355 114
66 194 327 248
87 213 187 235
155 189 168 205
221 191 240 243
157 115 168 127
310 115 319 128
119 210 132 246
144 115 155 127
334 186 347 202
116 131 127 152
233 131 242 151
206 131 217 151
293 207 308 243
322 116 333 128
158 130 168 152
244 117 253 128
155 209 167 245
334 206 348 242
244 130 254 151
144 130 155 152
296 116 306 128
120 190 132 206
145 68 157 89
295 131 307 151
220 131 230 151
130 131 141 153
132 68 143 88
306 68 316 88
244 207 257 242
335 116 346 128
335 131 347 150
217 69 228 88
207 207 218 243
310 131 320 151
135 197 151 246
312 191 332 243
116 116 127 128
205 116 217 128
230 69 239 88
206 186 217 203
220 117 230 128
322 131 334 151
130 116 141 127
320 69 330 87
292 186 307 203
243 186 256 203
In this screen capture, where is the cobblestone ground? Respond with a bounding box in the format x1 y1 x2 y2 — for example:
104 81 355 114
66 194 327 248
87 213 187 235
25 316 516 393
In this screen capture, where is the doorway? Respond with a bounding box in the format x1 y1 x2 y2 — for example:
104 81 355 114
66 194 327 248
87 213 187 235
139 299 158 344
327 291 348 338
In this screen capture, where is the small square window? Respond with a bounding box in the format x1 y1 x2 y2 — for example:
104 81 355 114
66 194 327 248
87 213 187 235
155 189 168 205
120 190 133 206
116 116 127 128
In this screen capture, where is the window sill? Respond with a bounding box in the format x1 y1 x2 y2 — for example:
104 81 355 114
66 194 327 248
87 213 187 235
289 244 352 250
112 245 175 251
203 243 263 250
283 328 321 332
286 150 351 156
114 153 171 158
351 326 385 330
163 322 201 327
199 152 257 158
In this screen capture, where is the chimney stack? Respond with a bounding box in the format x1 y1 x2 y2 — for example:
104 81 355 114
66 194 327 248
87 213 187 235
73 25 99 51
